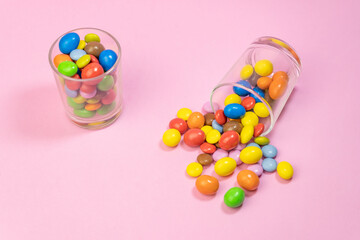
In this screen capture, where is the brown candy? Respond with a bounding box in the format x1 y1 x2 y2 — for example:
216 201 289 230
223 121 243 134
84 41 105 57
204 113 215 126
197 153 213 166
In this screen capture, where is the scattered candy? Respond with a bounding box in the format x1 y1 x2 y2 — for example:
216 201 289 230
223 121 242 134
240 146 262 164
224 187 245 208
277 161 293 180
241 111 259 127
211 120 223 133
214 157 237 176
247 142 261 148
254 123 265 137
240 125 254 144
162 129 181 147
197 153 213 166
218 131 239 151
206 129 221 144
186 162 203 177
224 94 242 106
196 175 219 195
200 142 216 154
169 118 188 134
215 110 227 125
212 149 229 161
241 96 256 111
224 103 246 119
262 145 278 158
254 102 270 118
228 149 241 165
262 158 277 172
187 112 205 129
204 113 215 126
183 129 205 147
177 108 192 121
237 170 260 191
254 136 270 145
247 164 263 176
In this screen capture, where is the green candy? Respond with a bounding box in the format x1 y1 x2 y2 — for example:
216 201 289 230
224 187 245 208
74 108 96 118
58 61 78 77
97 75 114 91
97 102 116 115
67 97 85 109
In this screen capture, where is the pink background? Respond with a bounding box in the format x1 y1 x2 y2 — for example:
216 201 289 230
0 0 359 239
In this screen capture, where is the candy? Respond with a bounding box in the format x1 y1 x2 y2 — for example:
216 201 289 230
64 85 78 98
67 97 85 109
80 83 96 94
257 76 272 90
53 54 72 68
163 129 181 147
254 59 273 76
223 121 243 134
224 103 246 119
262 158 277 172
80 89 96 98
186 162 203 177
240 125 254 144
233 80 251 96
84 103 101 111
70 49 86 61
200 125 213 135
241 97 256 111
77 40 86 50
187 112 205 129
102 89 116 105
87 91 106 103
58 61 78 77
273 71 289 83
73 108 96 118
215 110 227 125
177 108 192 121
97 75 115 91
239 146 262 164
84 33 100 43
237 169 260 191
269 71 288 100
214 157 237 176
254 103 270 118
224 94 242 106
84 41 105 57
72 95 86 104
254 123 264 137
183 129 205 147
228 149 241 165
204 113 215 125
65 78 81 91
218 131 239 151
254 136 270 145
241 112 259 127
197 153 213 166
97 102 116 115
249 86 265 103
224 187 245 208
76 54 91 68
247 143 261 148
211 120 223 133
247 164 263 176
59 32 80 54
99 49 118 71
196 175 219 195
277 161 293 179
200 142 216 154
240 64 254 80
89 54 99 63
169 118 188 134
262 145 278 158
81 63 104 85
202 101 219 113
206 129 221 144
212 149 228 161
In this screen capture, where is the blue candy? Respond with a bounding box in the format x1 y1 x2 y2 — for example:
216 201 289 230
59 32 80 54
262 158 277 172
212 120 223 133
247 143 261 149
99 49 118 71
223 103 246 119
233 80 251 96
262 145 278 158
70 49 86 61
64 85 78 98
250 87 265 103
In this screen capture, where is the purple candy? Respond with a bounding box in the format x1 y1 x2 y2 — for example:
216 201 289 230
80 89 97 98
235 143 246 151
202 101 219 114
228 150 241 165
247 164 263 177
212 149 228 161
65 85 78 98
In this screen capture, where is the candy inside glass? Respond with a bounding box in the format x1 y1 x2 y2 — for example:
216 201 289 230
48 28 122 129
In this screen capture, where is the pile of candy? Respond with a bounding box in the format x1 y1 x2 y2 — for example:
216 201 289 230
162 59 294 208
53 32 118 118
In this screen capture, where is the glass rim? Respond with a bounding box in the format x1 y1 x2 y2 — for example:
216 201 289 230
48 27 121 82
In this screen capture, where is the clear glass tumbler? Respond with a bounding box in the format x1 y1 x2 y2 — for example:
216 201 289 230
48 28 122 129
210 36 301 136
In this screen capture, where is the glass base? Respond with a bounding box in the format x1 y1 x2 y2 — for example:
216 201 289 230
68 108 122 130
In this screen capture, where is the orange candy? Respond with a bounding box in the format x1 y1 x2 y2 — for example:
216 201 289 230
53 54 72 68
237 170 260 191
85 103 102 111
195 175 219 195
254 123 265 137
187 112 205 129
269 71 289 100
257 77 272 90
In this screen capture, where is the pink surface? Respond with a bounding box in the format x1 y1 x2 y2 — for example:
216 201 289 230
0 0 359 239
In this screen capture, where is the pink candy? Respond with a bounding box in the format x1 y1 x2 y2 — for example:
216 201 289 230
247 164 263 176
228 149 241 165
212 149 228 161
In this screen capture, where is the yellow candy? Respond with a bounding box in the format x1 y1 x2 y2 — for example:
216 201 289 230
177 108 192 121
240 64 254 79
206 129 221 144
254 60 273 77
72 95 86 104
254 102 270 118
59 76 65 86
240 146 262 164
76 54 91 69
240 125 254 144
186 162 203 177
241 112 259 127
277 161 294 180
201 125 213 136
87 97 101 104
77 40 86 50
224 94 242 106
214 157 237 176
88 121 105 126
162 129 181 147
85 33 101 43
254 136 270 145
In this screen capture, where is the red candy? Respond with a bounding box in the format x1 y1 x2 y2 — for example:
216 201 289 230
215 109 227 125
241 97 256 111
82 63 104 85
65 74 81 90
218 131 239 151
184 129 205 147
89 54 99 63
200 142 216 154
80 84 96 94
254 123 265 137
169 118 188 134
101 89 116 105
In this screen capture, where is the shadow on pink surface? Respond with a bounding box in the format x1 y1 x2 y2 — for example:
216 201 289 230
191 187 216 201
